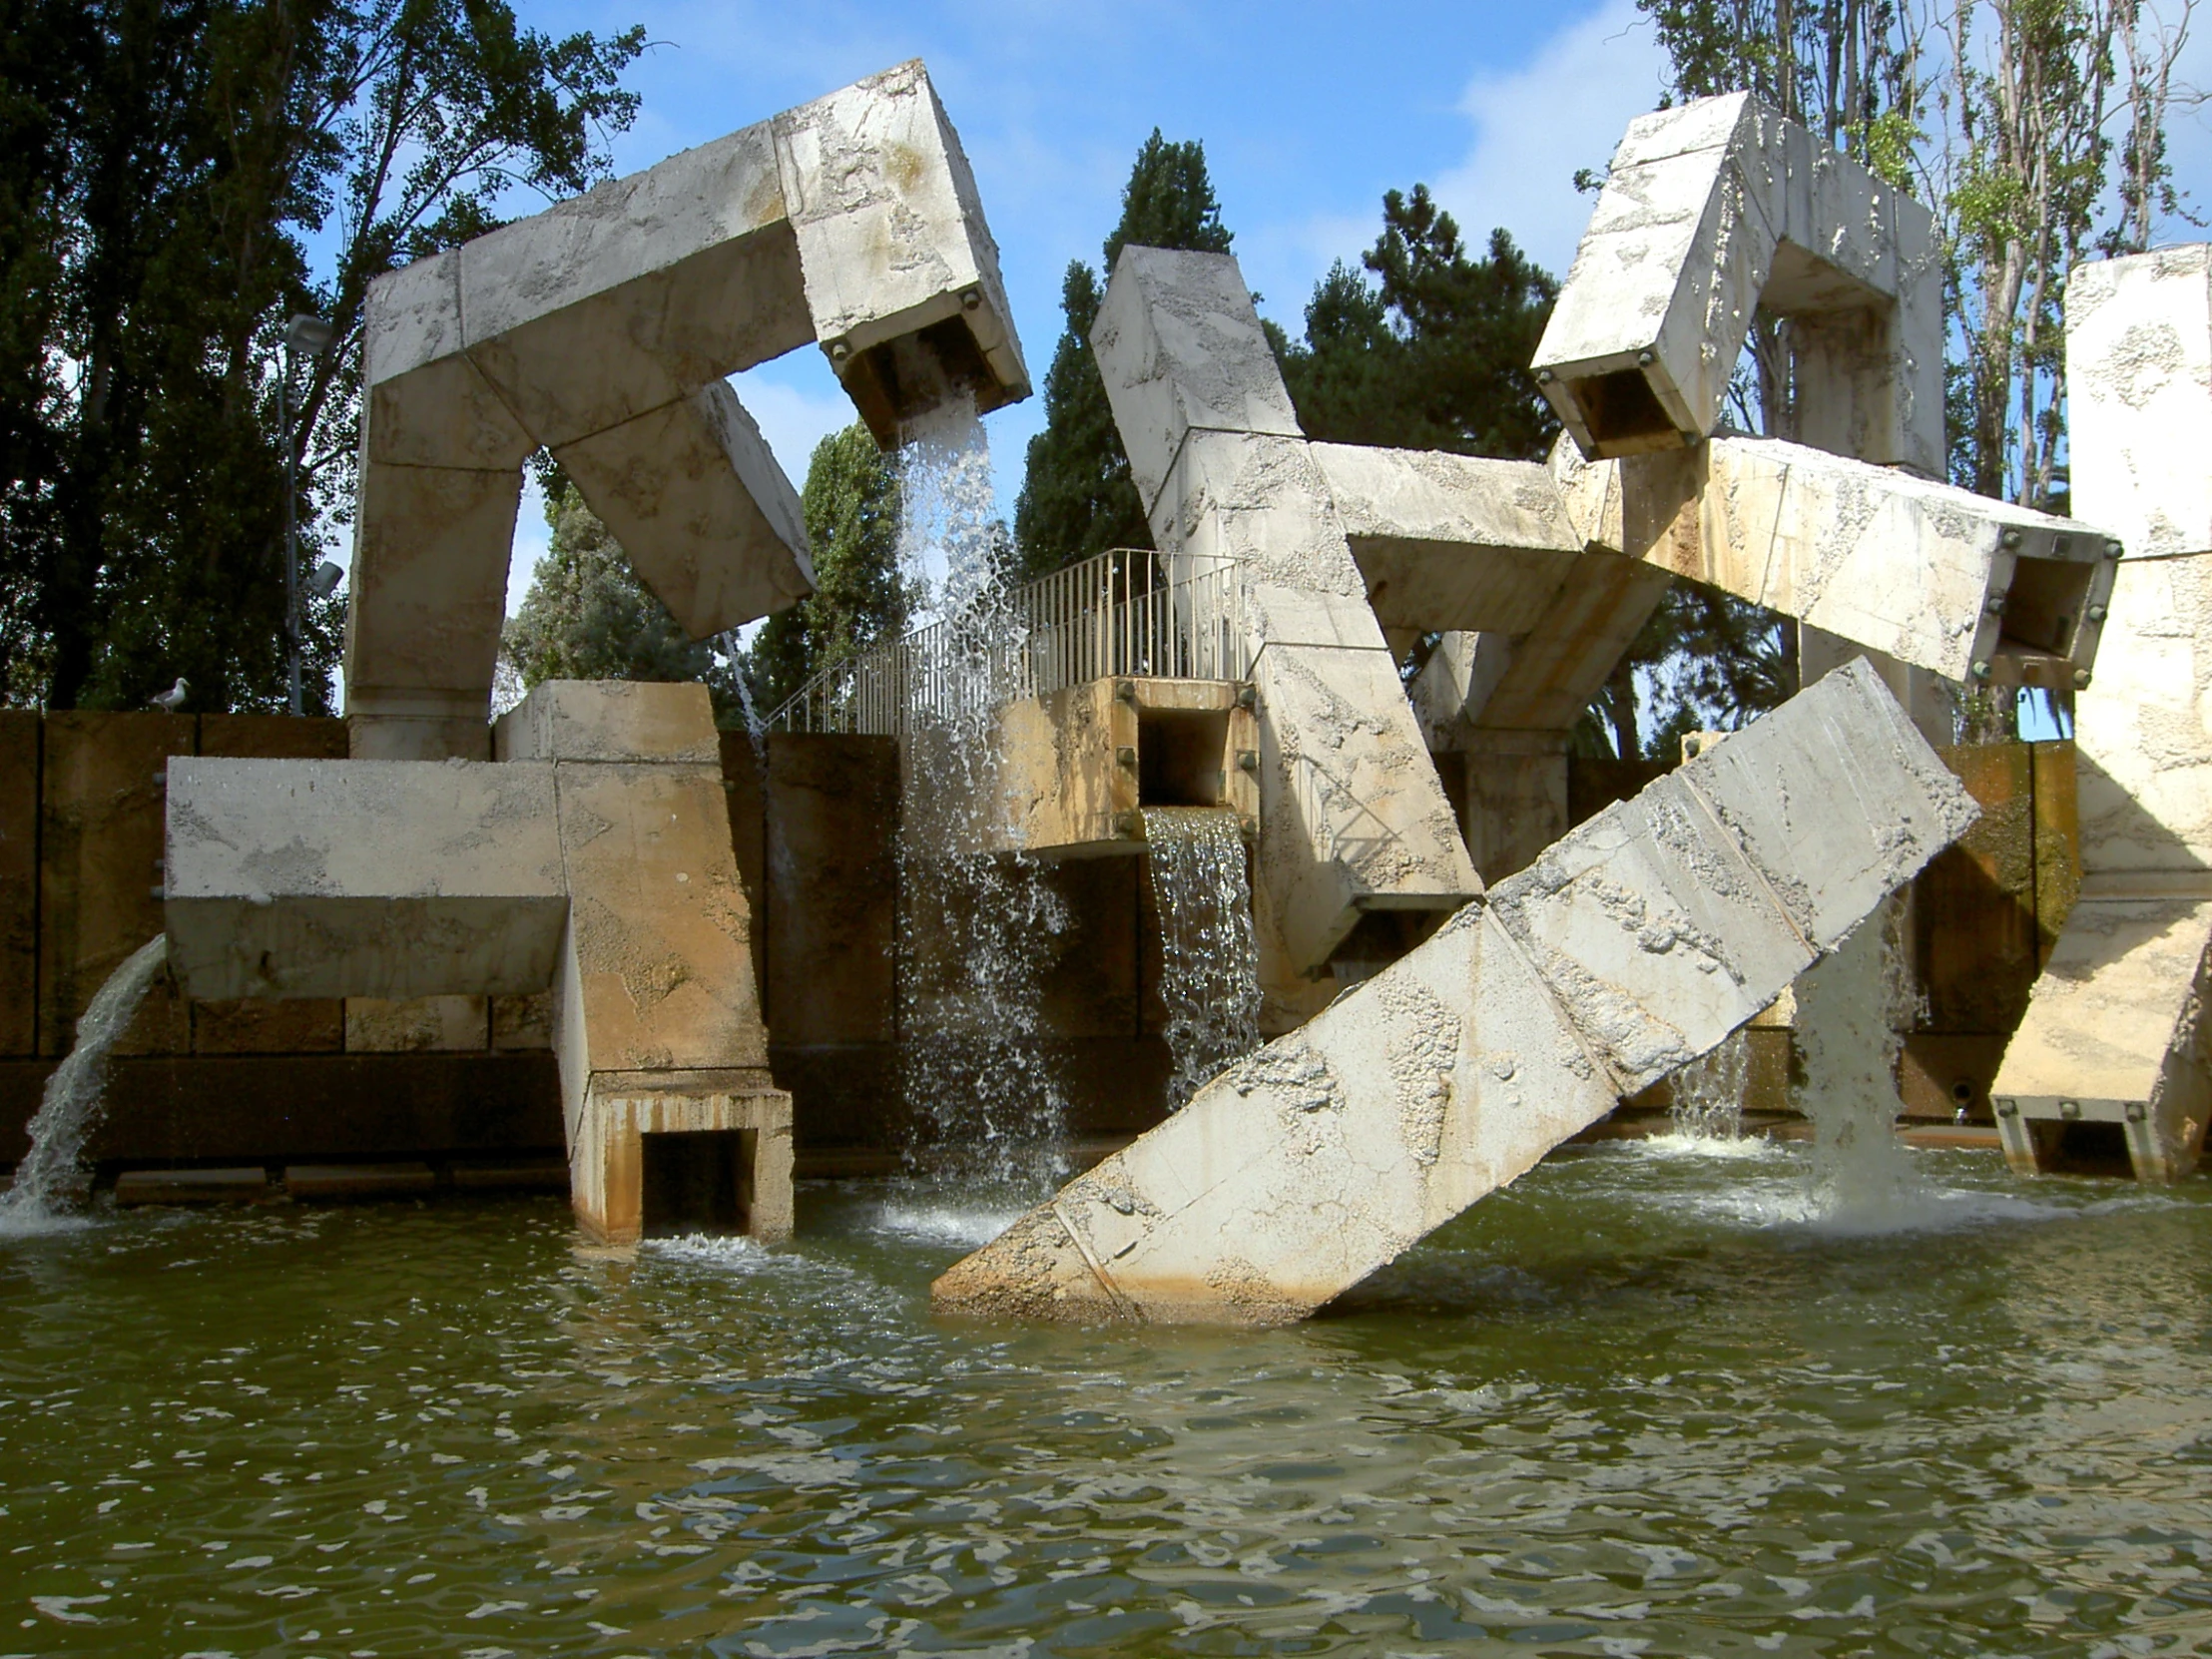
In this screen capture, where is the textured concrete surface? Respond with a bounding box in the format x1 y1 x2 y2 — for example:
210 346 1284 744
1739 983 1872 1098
934 661 1976 1325
168 681 792 1242
348 60 1027 759
1533 91 1942 476
1092 248 1480 990
1994 246 2212 1181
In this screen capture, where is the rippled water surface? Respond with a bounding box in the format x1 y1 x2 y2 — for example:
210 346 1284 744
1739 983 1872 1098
3 1143 2209 1656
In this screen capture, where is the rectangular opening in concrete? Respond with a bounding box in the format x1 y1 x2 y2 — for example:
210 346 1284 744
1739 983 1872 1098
1139 708 1230 808
639 1128 756 1238
1567 367 1678 449
1999 554 2096 656
2031 1118 2133 1178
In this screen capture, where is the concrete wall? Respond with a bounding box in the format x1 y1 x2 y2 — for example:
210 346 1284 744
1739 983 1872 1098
0 714 2077 1174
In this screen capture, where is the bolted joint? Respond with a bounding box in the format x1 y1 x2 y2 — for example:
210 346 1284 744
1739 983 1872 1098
2074 669 2093 690
1236 749 1259 774
2059 1099 2081 1120
959 287 982 311
1237 815 1258 843
1970 660 1992 680
2086 603 2108 623
1534 366 1553 383
2125 1101 2147 1123
1635 348 1655 366
828 337 851 364
2000 528 2022 549
1984 595 2006 617
1114 680 1136 704
1235 684 1256 711
1113 810 1141 837
1995 1098 2018 1118
1115 745 1136 769
2106 539 2124 558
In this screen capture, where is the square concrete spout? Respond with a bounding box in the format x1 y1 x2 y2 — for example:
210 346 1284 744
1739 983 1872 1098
1534 92 1941 476
932 660 1976 1325
347 60 1027 760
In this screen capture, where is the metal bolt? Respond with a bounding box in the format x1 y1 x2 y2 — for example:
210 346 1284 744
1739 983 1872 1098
1238 815 1258 842
1237 749 1259 773
1235 685 1256 711
829 338 851 364
2125 1102 2147 1123
1534 367 1553 384
1113 810 1141 836
1115 745 1136 769
959 287 982 311
1995 1099 2018 1118
1114 680 1136 704
2052 534 2072 556
1970 660 1991 680
2107 538 2124 557
1984 595 2006 617
2001 528 2022 549
2087 603 2108 623
2074 669 2092 690
1636 349 1655 367
2059 1099 2080 1120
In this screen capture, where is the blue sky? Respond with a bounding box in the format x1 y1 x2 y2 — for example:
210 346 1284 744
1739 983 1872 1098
504 0 1681 607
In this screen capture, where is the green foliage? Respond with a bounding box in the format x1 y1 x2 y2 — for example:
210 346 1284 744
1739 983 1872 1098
1279 189 1558 461
501 484 718 695
1012 130 1235 580
743 423 909 717
0 0 643 712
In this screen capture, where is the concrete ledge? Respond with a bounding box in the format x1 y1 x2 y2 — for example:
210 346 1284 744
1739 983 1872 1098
114 1167 272 1205
285 1162 437 1200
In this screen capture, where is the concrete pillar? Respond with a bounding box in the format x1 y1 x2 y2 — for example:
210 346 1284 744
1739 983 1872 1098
1992 246 2212 1182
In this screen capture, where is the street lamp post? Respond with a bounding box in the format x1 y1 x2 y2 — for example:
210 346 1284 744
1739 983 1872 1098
280 312 336 715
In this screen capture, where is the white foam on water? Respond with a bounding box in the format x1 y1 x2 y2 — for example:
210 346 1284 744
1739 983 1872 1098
1631 1131 1787 1164
863 1202 1028 1250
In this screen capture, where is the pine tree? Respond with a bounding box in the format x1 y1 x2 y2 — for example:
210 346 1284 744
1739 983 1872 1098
1012 130 1235 580
501 484 716 691
744 422 908 717
1279 188 1558 460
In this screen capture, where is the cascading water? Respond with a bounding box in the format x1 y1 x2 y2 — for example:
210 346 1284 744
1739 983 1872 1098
0 934 168 1229
890 396 1069 1194
1792 902 1927 1225
1143 808 1262 1109
1667 1027 1749 1143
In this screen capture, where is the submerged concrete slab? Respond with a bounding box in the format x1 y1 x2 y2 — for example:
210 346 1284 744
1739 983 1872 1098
933 660 1975 1324
1994 245 2212 1182
114 1167 272 1206
348 60 1028 758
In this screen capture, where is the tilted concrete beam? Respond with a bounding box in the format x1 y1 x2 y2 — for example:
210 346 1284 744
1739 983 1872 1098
933 660 1976 1325
1533 91 1941 475
1091 247 1480 989
165 682 793 1241
1994 246 2212 1182
350 60 1028 759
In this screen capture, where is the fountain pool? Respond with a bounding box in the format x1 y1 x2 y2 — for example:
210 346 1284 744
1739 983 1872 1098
2 1144 2207 1656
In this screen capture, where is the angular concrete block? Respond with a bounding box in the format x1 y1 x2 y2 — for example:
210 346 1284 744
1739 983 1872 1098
494 680 724 767
934 659 1973 1325
553 381 814 639
2066 246 2212 560
348 60 1029 746
1093 248 1305 515
164 758 567 1001
344 996 490 1052
284 1162 437 1201
1536 91 1940 473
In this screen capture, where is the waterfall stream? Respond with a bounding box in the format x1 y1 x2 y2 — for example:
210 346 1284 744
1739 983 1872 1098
0 934 168 1229
1792 904 1927 1225
890 397 1068 1191
1143 808 1261 1109
1667 1028 1750 1143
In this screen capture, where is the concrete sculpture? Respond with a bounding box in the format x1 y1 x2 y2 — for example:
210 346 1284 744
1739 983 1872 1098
349 60 1027 761
1992 245 2212 1181
933 661 1977 1324
163 63 1027 1241
167 682 794 1242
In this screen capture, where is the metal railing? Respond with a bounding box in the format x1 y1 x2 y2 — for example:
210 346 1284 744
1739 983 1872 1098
766 548 1249 736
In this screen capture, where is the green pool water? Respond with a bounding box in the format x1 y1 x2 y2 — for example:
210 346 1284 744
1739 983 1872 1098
2 1139 2208 1657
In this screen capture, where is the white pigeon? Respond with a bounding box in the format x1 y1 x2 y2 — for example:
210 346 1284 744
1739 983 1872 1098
149 678 188 713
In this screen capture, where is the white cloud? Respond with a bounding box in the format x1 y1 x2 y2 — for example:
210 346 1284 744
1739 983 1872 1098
1432 0 1671 278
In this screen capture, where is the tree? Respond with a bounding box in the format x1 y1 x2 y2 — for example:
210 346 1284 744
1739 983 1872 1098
744 422 909 718
501 483 721 693
1012 130 1236 579
0 1 643 713
1280 187 1559 460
